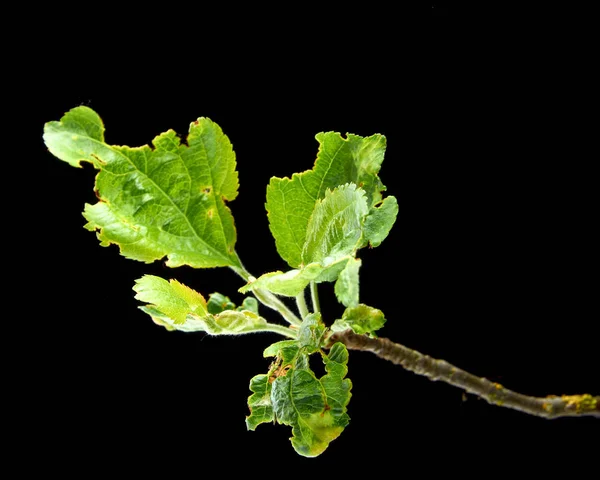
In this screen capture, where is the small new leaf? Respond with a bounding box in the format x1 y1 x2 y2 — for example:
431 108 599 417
134 276 269 335
302 183 368 266
362 195 399 248
331 304 386 336
133 275 207 324
207 292 236 314
44 106 241 268
334 258 361 307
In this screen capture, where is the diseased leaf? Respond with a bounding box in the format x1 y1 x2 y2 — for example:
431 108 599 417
266 132 387 267
246 374 274 430
334 258 361 307
43 106 241 268
270 343 351 457
331 304 386 336
362 195 399 248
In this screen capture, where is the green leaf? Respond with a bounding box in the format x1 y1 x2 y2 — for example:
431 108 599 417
362 195 399 247
133 275 207 324
334 258 361 307
44 106 241 268
331 304 386 336
302 183 368 266
270 343 352 457
266 132 387 267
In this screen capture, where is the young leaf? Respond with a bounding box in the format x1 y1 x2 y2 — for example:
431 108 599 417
334 258 361 307
133 275 207 324
134 276 276 335
302 183 368 266
297 313 326 352
266 132 387 268
238 297 259 314
362 195 399 248
207 292 237 314
240 184 368 298
43 106 241 268
331 304 386 336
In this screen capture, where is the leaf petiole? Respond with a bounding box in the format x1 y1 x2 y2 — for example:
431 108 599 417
295 292 309 319
310 281 321 314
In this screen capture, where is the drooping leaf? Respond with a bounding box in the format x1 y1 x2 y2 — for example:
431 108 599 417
331 304 386 336
334 258 361 307
43 106 241 268
362 195 399 248
133 275 207 324
266 132 388 267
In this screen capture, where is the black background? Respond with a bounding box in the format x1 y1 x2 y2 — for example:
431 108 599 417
21 5 598 475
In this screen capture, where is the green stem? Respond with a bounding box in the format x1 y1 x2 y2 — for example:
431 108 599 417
310 281 320 314
296 292 309 320
230 263 302 326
